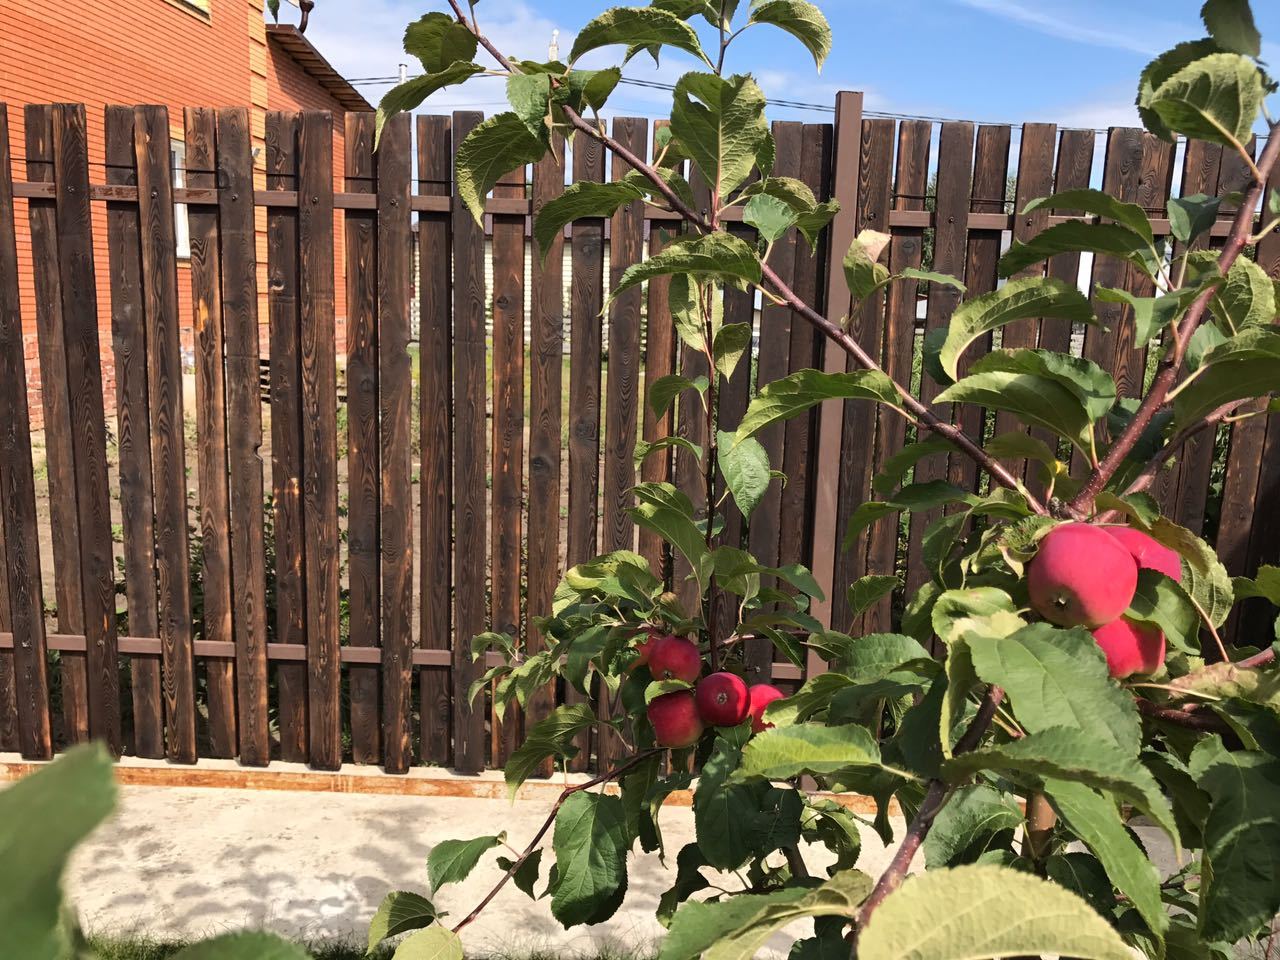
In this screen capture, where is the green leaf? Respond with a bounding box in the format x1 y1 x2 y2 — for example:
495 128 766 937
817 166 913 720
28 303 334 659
496 849 543 900
1172 327 1280 428
1150 517 1236 628
943 727 1180 843
661 871 872 960
454 113 545 224
671 71 769 198
934 349 1116 459
712 322 753 379
570 7 710 65
376 63 485 146
898 267 965 292
1209 255 1276 330
1126 569 1202 655
736 368 901 441
938 276 1095 382
649 373 708 416
368 891 440 952
717 429 770 518
807 631 932 678
1167 192 1223 244
1148 52 1265 147
171 933 312 960
857 864 1136 960
1045 778 1168 938
403 13 479 72
747 0 833 70
505 704 597 797
842 482 975 551
848 576 901 620
843 230 892 303
1025 188 1155 241
551 792 629 928
636 435 704 467
733 722 882 781
1202 0 1262 56
656 844 711 927
1096 283 1203 347
427 834 504 890
999 220 1156 279
0 744 116 960
1189 738 1280 942
743 193 797 244
872 436 953 493
533 177 646 260
694 732 772 869
923 784 1024 869
1234 564 1280 604
966 622 1142 755
611 232 762 305
387 923 464 960
1137 39 1226 140
629 482 712 590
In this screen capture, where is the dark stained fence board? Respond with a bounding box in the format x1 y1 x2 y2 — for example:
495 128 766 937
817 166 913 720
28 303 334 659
0 508 16 751
297 111 342 771
344 111 381 765
24 104 88 746
451 111 488 774
58 103 122 754
863 119 929 634
490 160 525 767
0 104 52 758
377 113 415 774
1040 129 1097 357
526 138 566 770
266 111 309 763
104 104 162 759
184 107 237 759
217 108 270 767
417 114 453 764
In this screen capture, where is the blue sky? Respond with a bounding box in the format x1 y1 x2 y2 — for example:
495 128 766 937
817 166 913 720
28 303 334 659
293 1 1280 131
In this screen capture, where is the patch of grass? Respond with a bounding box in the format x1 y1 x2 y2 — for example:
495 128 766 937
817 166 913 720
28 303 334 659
87 934 389 960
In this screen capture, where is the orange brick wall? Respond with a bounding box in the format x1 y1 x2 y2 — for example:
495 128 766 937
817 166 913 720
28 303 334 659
1 0 356 426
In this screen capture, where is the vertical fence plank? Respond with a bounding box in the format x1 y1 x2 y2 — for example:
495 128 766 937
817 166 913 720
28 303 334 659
566 133 605 769
266 111 309 762
829 117 892 635
377 113 414 774
297 111 341 771
418 114 453 764
863 119 929 634
810 92 862 639
217 108 269 766
527 138 565 767
0 508 16 751
344 111 381 765
491 161 526 767
185 107 237 758
25 104 88 746
0 104 52 759
452 111 488 774
1039 129 1097 358
104 105 163 758
57 103 122 754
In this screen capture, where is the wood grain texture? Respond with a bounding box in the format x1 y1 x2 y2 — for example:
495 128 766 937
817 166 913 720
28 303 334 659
1041 130 1097 356
377 113 414 774
184 107 237 759
0 104 52 759
266 111 309 763
417 114 453 765
297 111 342 771
103 105 162 759
343 111 381 765
58 103 122 754
24 104 88 746
0 509 15 752
217 108 270 767
451 111 488 774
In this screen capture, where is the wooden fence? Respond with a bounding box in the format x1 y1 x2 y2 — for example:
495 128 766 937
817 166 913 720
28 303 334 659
0 94 1277 774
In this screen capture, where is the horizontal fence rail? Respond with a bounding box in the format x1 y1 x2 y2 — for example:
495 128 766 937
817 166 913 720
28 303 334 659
0 96 1276 774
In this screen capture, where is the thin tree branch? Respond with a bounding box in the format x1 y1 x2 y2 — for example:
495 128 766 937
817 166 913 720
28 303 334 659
1135 697 1232 734
1122 399 1252 498
1069 127 1280 514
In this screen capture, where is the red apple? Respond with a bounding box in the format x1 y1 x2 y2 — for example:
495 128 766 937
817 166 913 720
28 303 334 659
695 672 750 727
747 683 785 734
647 690 705 748
648 635 702 683
1092 618 1166 679
1028 523 1139 628
632 628 665 669
1104 526 1183 583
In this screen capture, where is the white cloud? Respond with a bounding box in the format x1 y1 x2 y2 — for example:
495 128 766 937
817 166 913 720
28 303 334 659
949 0 1171 56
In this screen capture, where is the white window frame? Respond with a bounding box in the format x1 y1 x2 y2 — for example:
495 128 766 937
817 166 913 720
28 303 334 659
172 139 191 260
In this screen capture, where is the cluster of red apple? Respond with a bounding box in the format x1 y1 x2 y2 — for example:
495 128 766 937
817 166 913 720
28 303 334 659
1028 522 1184 678
637 632 785 748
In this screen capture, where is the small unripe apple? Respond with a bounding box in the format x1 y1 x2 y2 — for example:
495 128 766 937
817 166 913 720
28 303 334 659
695 672 749 727
747 683 785 733
648 635 702 683
1027 523 1139 628
1092 618 1166 679
1104 526 1183 583
647 690 705 748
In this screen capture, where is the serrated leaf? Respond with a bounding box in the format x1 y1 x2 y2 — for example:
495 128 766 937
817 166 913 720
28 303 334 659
843 229 892 303
454 112 545 224
1202 0 1262 56
403 13 479 72
629 482 712 591
505 704 597 797
1126 568 1202 655
1150 517 1235 628
1172 327 1280 428
899 267 965 291
872 436 953 493
1096 283 1203 347
496 849 543 900
671 71 769 198
733 721 882 782
427 834 504 890
716 429 770 518
1148 52 1265 147
923 783 1024 869
1025 188 1154 240
712 322 753 379
1168 192 1223 244
743 193 796 243
857 864 1135 960
570 7 710 66
656 843 711 927
968 623 1142 755
367 891 440 952
694 732 788 869
171 933 312 960
1138 39 1226 140
938 276 1095 382
649 373 708 416
842 482 974 551
747 0 832 70
736 368 901 441
376 63 485 146
551 791 629 928
611 232 761 305
533 177 646 260
999 220 1156 279
388 923 464 960
1209 255 1276 330
848 576 901 619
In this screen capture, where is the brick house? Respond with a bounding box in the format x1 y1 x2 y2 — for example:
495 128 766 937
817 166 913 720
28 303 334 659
0 0 371 426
